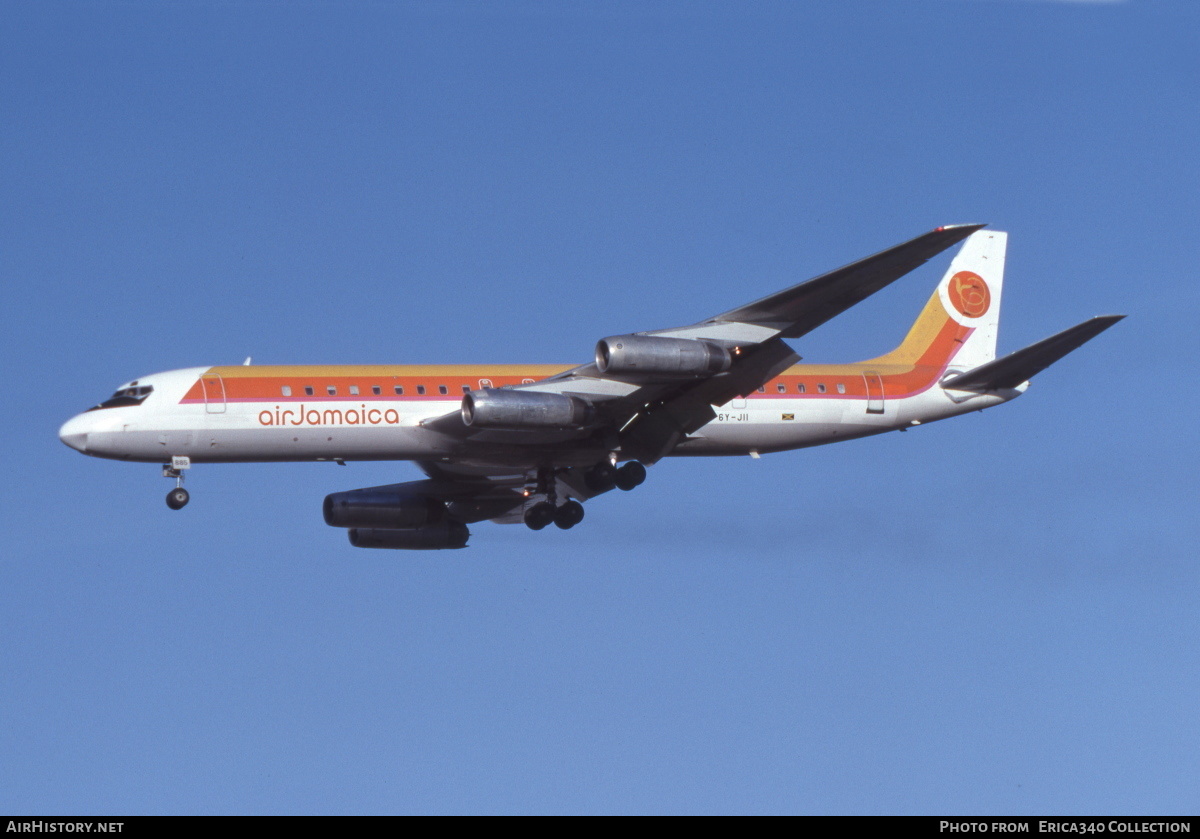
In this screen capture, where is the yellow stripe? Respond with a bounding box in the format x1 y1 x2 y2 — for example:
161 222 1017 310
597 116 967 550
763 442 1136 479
779 290 950 376
209 364 576 378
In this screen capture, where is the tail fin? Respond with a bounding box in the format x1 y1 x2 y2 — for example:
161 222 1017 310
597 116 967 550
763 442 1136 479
866 229 1006 370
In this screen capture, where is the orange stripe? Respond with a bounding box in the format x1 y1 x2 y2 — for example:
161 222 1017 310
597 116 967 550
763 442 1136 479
181 366 574 403
182 303 969 406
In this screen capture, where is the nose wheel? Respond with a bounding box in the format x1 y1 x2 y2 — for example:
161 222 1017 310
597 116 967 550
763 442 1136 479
166 487 190 510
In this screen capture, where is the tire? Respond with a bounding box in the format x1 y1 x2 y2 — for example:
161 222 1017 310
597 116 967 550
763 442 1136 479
166 487 190 510
614 461 647 491
524 501 555 531
554 500 585 530
584 462 617 492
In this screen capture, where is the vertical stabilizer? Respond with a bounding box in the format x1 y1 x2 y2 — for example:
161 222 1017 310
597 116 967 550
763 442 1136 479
935 229 1006 369
864 229 1006 371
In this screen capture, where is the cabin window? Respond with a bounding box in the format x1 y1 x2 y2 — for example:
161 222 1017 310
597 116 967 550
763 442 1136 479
797 383 806 394
462 385 471 393
327 386 337 396
372 386 381 396
394 386 404 395
837 383 846 394
281 386 292 397
757 386 765 393
438 385 448 395
349 385 360 396
305 386 314 396
817 384 826 394
417 385 426 395
777 383 786 393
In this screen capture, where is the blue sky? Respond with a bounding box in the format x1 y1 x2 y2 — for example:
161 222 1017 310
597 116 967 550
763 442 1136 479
2 0 1197 815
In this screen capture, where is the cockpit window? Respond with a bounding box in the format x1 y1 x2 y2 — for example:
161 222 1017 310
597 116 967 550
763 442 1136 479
87 385 154 411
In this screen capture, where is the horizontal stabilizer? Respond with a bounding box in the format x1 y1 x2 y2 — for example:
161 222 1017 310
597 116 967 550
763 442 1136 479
942 315 1124 392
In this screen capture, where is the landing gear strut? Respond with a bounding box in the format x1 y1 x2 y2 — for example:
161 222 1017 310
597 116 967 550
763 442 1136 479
524 466 558 530
163 456 191 510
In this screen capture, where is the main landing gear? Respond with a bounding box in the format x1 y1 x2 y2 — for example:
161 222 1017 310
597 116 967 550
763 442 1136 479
585 459 646 492
523 499 585 531
524 461 646 531
163 456 191 510
525 466 584 531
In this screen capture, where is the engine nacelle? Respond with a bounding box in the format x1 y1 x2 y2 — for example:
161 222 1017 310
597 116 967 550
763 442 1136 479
595 334 731 376
323 485 444 529
349 522 470 550
462 389 594 429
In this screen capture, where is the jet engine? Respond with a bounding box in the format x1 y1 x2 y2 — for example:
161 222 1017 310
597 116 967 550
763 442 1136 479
462 388 594 429
323 485 444 529
595 334 731 376
349 522 470 550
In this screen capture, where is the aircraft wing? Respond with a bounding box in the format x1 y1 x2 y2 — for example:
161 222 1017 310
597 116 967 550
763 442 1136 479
659 222 985 341
423 224 983 462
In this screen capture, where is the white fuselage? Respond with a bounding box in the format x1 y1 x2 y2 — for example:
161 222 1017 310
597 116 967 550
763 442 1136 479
58 364 1020 467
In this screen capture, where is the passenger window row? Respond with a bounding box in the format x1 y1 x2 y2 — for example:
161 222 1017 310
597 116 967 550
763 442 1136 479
276 380 854 398
279 383 476 397
758 382 851 395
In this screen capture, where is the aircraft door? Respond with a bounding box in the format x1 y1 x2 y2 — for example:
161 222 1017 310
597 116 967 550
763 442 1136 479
863 372 885 414
201 374 227 414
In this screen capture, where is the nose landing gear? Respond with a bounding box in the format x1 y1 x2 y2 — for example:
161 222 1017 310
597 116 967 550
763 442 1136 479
163 456 191 510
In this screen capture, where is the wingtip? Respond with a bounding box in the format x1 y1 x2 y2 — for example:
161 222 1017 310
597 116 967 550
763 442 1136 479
934 223 988 233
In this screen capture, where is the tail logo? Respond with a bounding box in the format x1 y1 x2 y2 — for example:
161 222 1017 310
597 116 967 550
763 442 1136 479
948 271 991 319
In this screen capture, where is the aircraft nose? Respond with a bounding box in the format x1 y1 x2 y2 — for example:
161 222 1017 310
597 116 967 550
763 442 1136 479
58 415 90 453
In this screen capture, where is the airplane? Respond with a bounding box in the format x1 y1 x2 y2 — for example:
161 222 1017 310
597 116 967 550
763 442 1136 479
58 225 1122 550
